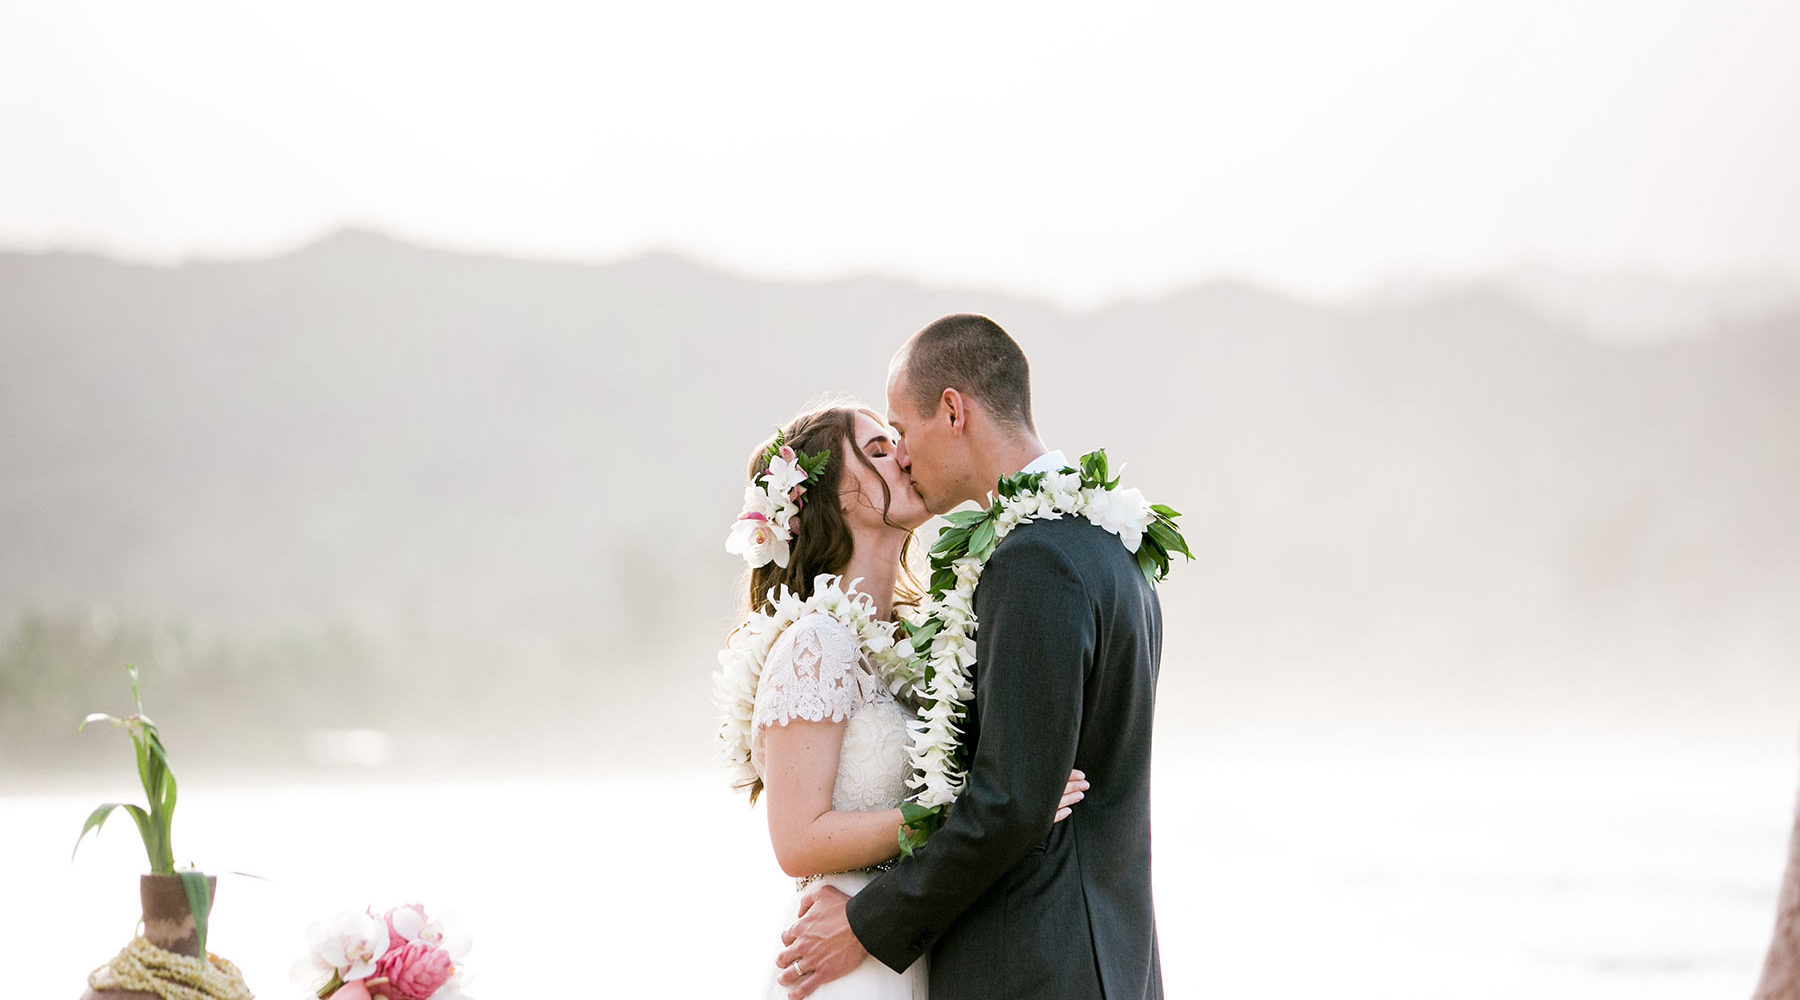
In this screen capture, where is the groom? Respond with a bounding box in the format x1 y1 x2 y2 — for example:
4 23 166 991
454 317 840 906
776 314 1165 999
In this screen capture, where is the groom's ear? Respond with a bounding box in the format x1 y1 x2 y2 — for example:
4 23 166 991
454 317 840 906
941 388 968 436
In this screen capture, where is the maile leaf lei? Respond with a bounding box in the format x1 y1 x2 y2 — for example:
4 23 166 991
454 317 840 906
893 449 1191 856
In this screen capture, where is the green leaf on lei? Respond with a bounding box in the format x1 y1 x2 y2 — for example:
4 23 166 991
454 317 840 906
942 509 989 528
969 518 998 561
1147 519 1185 557
931 525 973 557
929 565 956 596
907 616 944 652
1135 544 1162 586
898 801 944 858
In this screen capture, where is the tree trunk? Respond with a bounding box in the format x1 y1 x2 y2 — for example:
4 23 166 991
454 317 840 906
1756 774 1800 1000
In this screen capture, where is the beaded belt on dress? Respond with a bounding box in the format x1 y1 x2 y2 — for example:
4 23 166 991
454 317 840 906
796 858 897 891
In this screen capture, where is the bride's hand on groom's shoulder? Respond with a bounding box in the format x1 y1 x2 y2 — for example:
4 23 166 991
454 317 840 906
776 885 864 999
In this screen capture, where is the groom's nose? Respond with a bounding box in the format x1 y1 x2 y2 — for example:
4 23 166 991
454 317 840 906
895 438 911 472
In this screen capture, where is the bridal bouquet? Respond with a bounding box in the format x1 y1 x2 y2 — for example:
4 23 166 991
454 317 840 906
293 904 472 1000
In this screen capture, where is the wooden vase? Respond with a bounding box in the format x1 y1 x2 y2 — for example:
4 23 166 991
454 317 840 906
81 873 217 999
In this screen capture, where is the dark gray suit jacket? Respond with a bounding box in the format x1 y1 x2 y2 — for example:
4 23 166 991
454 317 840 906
846 515 1164 1000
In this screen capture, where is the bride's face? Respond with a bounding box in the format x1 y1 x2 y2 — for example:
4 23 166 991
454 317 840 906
840 411 931 534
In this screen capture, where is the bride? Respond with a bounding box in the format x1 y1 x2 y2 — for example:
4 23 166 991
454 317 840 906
716 404 1087 1000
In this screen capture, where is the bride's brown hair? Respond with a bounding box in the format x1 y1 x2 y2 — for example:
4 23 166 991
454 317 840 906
733 402 921 803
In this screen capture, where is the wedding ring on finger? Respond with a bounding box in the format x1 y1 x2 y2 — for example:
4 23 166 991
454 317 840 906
791 962 807 979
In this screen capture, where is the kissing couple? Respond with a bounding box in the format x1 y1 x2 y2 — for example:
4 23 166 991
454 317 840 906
714 313 1186 1000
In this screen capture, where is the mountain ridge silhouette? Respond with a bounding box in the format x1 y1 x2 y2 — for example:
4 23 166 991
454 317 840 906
3 229 1795 749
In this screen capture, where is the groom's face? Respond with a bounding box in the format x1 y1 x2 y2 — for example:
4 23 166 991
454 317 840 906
886 367 964 515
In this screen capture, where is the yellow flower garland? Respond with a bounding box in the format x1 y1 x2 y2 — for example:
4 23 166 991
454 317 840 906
87 935 254 1000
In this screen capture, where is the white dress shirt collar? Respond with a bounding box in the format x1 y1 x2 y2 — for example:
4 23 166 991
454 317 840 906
1019 449 1069 475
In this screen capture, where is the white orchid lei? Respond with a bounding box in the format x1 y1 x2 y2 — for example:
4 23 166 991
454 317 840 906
725 429 831 569
714 574 917 794
892 449 1191 854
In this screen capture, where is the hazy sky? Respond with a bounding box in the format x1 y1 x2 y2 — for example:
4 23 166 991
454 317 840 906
3 0 1798 305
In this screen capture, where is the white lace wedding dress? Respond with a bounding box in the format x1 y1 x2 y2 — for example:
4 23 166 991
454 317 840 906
751 611 927 1000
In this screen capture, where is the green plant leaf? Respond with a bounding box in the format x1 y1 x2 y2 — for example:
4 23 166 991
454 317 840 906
151 738 179 873
78 666 182 875
73 802 124 859
798 450 831 478
179 871 211 958
145 733 174 808
133 723 153 795
113 803 173 874
1150 503 1182 518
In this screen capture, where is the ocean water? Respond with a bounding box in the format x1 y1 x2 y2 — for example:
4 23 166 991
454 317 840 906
3 751 1792 999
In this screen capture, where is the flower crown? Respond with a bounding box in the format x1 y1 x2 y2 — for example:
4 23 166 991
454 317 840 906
725 429 831 569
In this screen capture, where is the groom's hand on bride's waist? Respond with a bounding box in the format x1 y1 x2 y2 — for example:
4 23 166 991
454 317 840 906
776 885 866 999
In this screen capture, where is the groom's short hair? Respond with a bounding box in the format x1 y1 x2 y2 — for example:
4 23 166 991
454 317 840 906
897 314 1035 432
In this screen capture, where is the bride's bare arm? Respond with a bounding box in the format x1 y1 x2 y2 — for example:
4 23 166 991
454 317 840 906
763 718 906 878
762 718 1088 878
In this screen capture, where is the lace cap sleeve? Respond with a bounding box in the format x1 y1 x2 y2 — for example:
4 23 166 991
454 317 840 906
753 612 867 730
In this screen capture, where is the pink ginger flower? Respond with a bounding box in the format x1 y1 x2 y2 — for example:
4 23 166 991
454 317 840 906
371 940 455 1000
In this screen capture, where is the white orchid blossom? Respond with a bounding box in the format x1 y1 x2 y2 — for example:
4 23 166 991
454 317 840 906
299 910 390 985
1083 485 1153 552
291 954 337 992
726 479 801 569
725 512 792 569
387 903 427 943
762 454 809 497
389 905 473 962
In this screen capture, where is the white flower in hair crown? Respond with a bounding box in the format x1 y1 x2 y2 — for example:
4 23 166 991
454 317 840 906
713 574 915 794
890 449 1192 856
725 429 832 569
